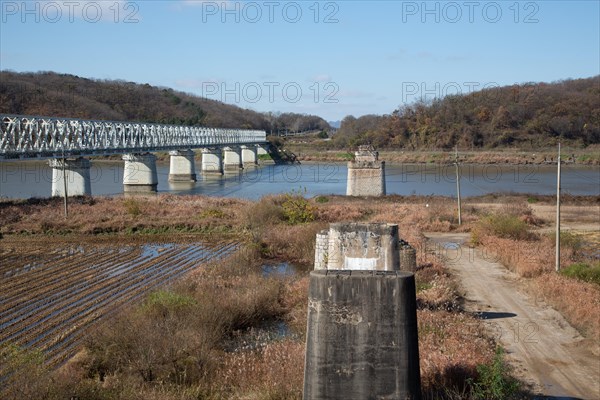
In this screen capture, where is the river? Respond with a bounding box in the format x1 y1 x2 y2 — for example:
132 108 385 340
0 161 598 199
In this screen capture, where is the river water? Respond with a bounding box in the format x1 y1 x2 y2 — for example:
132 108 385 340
0 161 598 199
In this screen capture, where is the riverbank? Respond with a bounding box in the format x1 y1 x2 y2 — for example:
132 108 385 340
285 145 600 165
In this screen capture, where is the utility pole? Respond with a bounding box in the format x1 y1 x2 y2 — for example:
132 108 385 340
555 142 561 272
455 146 462 225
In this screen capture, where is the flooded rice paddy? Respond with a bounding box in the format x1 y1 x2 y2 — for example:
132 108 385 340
0 240 238 366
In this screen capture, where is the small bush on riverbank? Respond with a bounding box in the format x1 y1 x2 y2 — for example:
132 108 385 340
557 231 584 256
123 198 142 217
560 262 600 286
473 214 532 242
468 347 520 400
282 190 315 225
242 196 284 229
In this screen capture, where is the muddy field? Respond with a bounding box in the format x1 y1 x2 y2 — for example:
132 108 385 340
0 237 238 368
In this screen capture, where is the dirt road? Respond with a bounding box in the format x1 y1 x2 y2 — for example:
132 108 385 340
426 232 599 400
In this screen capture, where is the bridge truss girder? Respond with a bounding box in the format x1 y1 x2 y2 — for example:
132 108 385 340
0 115 267 160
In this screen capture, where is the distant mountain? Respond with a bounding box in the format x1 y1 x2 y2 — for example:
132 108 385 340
0 71 331 132
331 77 599 149
328 120 341 129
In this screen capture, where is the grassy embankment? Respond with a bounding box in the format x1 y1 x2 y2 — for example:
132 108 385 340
284 142 600 165
2 193 597 399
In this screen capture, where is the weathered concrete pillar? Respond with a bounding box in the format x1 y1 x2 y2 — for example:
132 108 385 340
304 270 422 400
201 148 223 175
326 222 399 271
122 153 158 193
314 230 329 270
241 145 258 166
305 223 421 399
49 157 91 197
400 242 417 272
223 146 243 171
169 150 197 182
347 145 386 196
257 144 268 156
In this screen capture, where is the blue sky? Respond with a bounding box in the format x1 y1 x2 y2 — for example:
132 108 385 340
1 0 599 121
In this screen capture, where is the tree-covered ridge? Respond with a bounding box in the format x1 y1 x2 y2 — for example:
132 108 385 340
334 77 600 149
0 71 330 132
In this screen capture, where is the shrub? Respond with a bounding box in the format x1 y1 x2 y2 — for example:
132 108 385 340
281 190 315 225
143 289 197 316
314 195 329 204
198 208 227 219
469 347 520 399
474 214 532 241
558 231 583 255
560 262 600 285
242 196 284 229
123 198 142 217
0 344 51 400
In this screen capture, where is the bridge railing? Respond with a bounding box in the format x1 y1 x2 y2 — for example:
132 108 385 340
0 114 267 159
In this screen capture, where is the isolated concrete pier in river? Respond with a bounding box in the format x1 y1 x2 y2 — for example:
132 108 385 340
304 223 421 399
346 145 386 196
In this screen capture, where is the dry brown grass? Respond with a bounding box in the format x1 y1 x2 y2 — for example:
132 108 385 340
531 273 600 341
312 196 480 234
478 235 552 277
259 223 327 265
0 195 250 236
220 340 305 399
418 309 495 394
281 276 310 335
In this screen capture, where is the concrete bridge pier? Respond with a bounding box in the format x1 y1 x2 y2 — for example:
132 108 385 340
223 146 243 171
241 145 258 166
201 148 223 174
123 153 158 193
49 157 92 197
323 222 400 271
304 223 421 399
257 144 268 156
169 150 197 182
347 145 386 197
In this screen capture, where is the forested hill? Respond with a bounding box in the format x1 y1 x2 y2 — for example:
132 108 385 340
0 71 330 132
333 77 600 149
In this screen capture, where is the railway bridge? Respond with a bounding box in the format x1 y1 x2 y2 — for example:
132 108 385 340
0 114 268 196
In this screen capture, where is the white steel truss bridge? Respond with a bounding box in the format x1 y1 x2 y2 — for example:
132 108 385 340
0 114 267 160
